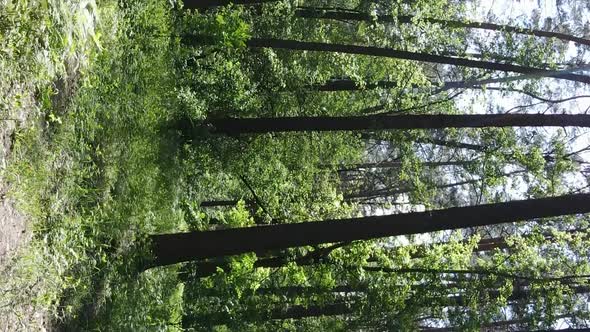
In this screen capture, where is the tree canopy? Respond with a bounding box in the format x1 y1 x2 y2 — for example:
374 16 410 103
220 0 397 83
2 0 590 330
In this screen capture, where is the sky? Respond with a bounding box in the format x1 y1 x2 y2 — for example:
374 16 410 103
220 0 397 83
373 0 590 250
458 0 590 193
383 1 590 328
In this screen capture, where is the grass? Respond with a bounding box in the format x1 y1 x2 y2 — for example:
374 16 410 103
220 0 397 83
1 0 189 329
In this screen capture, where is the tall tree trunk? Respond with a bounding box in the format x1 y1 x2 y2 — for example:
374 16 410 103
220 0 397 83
269 302 352 320
343 170 526 201
179 254 296 280
414 137 488 152
438 63 590 92
412 236 517 258
294 7 590 46
344 178 476 201
445 285 590 307
179 242 347 280
415 137 580 164
255 284 363 296
522 329 590 332
358 266 590 284
313 63 590 93
337 160 475 173
422 323 579 332
183 301 353 328
468 86 590 105
421 314 572 331
207 114 590 135
408 236 510 259
313 75 590 95
182 35 590 83
313 79 401 91
199 199 240 207
363 135 581 167
182 236 503 279
182 0 275 9
184 284 361 297
183 227 588 277
181 4 590 46
414 226 589 258
237 38 590 84
148 193 590 268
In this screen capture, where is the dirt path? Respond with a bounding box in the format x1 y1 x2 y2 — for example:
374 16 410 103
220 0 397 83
0 79 34 265
0 54 84 329
0 2 98 329
0 81 49 331
0 112 29 267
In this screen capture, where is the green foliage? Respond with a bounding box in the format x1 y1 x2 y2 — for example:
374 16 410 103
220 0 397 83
183 6 251 48
3 0 588 330
1 0 187 329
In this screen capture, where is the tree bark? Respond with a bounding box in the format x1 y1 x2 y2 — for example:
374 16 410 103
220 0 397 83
313 77 590 96
179 242 347 280
182 35 590 83
438 64 590 92
148 193 590 268
311 63 590 94
445 285 590 307
344 178 474 201
421 314 572 331
269 302 352 320
199 199 240 207
294 8 590 46
415 137 488 152
336 160 475 173
344 169 526 201
313 79 401 91
182 0 276 9
255 284 363 296
181 227 587 278
523 329 590 332
278 301 364 326
179 255 295 280
183 301 353 328
469 86 590 105
414 226 589 258
414 137 580 165
208 114 590 135
238 38 590 84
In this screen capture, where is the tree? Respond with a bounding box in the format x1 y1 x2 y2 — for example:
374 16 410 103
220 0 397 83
206 114 590 135
148 193 590 267
182 37 590 83
182 0 276 9
294 7 590 46
311 73 590 95
183 301 352 326
175 3 590 331
199 199 240 207
182 237 590 329
336 160 475 172
246 39 590 84
343 169 526 202
180 226 587 279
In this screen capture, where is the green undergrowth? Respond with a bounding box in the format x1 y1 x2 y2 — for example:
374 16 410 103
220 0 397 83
2 0 188 329
2 1 365 330
0 0 99 115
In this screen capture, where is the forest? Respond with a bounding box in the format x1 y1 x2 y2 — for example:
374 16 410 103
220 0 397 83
1 0 590 330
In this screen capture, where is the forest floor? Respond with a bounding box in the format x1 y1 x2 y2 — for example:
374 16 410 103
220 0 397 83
0 90 29 268
0 59 80 331
0 81 45 331
0 2 94 330
0 1 184 330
